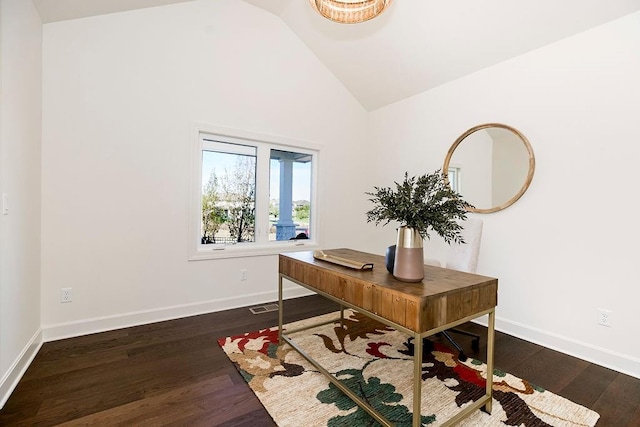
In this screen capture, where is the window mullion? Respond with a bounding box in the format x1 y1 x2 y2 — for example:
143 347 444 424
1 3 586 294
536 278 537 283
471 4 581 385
254 145 271 244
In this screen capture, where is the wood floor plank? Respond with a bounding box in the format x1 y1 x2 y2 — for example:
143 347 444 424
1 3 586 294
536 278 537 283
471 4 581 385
0 294 636 426
212 409 277 427
507 347 591 392
56 374 234 426
559 363 619 409
591 372 640 426
164 384 272 427
629 401 640 427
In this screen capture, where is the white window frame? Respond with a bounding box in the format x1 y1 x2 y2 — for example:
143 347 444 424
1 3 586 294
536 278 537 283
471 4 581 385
189 123 320 260
448 166 462 194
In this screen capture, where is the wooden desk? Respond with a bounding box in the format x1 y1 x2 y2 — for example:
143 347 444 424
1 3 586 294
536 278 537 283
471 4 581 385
278 248 498 427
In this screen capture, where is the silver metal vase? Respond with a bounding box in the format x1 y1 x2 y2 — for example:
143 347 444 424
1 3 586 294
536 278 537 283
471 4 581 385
393 226 424 282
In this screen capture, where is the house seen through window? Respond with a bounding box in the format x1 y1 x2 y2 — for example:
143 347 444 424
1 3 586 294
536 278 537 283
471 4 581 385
269 150 312 242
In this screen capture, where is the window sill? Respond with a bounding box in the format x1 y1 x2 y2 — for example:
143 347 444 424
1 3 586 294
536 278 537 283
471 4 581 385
188 240 319 261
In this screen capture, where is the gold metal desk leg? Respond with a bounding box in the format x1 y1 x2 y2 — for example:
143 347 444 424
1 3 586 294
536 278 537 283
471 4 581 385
278 274 284 345
485 309 495 413
413 333 423 427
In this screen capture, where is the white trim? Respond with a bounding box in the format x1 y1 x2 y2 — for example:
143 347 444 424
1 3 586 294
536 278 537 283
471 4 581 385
0 329 43 409
472 315 640 379
188 122 322 261
192 123 323 152
187 241 320 260
42 287 314 342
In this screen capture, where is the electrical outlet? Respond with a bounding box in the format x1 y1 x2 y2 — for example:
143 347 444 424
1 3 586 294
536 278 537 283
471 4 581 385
240 269 248 281
60 288 72 303
597 308 612 327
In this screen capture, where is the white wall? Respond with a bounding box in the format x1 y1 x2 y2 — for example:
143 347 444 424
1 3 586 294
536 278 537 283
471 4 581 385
40 0 370 338
365 12 640 378
0 0 43 407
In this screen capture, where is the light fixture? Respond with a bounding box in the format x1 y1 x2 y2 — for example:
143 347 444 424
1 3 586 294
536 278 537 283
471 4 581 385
309 0 393 24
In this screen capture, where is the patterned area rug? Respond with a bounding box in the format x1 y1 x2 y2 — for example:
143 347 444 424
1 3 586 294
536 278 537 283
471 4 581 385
218 310 599 427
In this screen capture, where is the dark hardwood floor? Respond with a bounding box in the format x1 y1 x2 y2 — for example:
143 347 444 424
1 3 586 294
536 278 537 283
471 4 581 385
1 295 638 426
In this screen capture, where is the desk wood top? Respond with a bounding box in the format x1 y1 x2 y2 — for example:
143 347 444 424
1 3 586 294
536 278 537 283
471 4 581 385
279 248 498 333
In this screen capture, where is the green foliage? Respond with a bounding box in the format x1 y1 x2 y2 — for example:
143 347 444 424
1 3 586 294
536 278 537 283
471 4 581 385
220 156 256 242
201 172 226 243
269 202 279 219
294 204 310 221
365 170 473 244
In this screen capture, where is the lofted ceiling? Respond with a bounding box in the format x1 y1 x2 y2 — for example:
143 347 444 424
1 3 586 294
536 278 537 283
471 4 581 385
33 0 640 111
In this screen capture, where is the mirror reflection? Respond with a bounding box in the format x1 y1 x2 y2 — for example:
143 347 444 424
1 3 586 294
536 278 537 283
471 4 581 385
443 123 535 214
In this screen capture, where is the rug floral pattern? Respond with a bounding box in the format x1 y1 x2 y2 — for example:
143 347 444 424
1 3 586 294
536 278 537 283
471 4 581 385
218 310 599 427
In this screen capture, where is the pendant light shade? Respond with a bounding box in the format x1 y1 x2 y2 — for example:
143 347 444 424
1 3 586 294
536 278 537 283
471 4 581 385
309 0 393 24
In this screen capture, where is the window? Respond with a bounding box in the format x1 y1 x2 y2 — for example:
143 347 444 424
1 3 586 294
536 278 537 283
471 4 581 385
190 124 319 260
448 167 461 193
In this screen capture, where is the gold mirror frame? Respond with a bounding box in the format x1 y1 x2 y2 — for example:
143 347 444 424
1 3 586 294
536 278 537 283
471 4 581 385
443 123 535 214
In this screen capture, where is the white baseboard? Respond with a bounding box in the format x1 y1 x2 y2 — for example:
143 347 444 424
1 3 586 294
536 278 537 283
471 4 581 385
0 329 43 409
42 286 314 342
472 315 640 380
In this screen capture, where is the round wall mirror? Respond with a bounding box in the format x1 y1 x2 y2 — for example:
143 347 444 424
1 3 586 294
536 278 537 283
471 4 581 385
443 123 535 214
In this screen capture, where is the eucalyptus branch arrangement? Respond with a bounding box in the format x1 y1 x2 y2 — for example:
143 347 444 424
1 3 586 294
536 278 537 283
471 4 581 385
365 170 474 244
